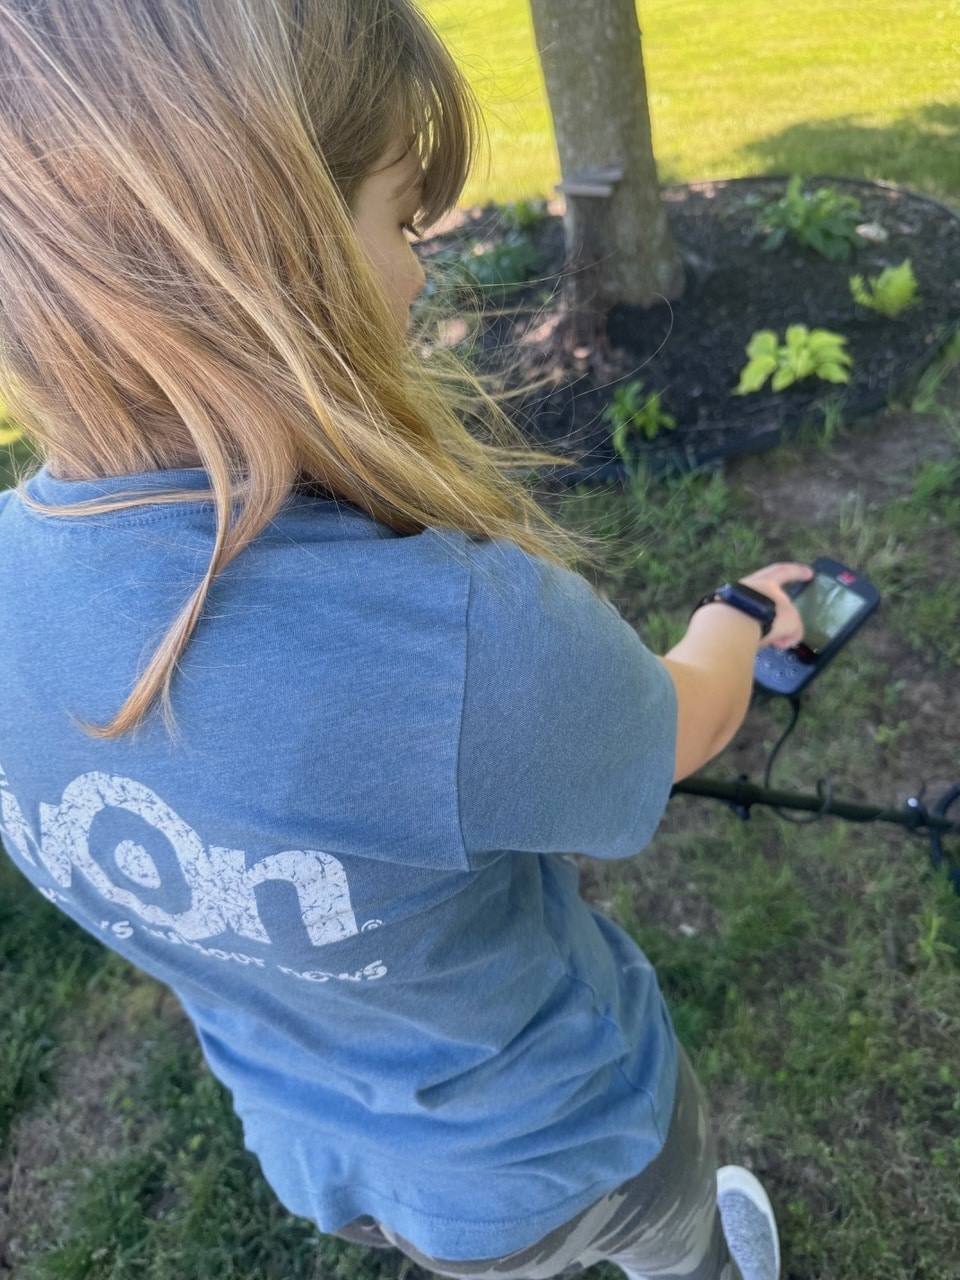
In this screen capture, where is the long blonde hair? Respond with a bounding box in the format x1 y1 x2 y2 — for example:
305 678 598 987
0 0 580 736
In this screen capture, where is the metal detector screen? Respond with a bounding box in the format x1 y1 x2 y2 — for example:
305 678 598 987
795 574 865 654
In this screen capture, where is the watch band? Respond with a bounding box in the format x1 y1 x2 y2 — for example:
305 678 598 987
694 581 777 636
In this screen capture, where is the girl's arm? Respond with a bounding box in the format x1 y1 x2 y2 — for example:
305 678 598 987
659 562 811 782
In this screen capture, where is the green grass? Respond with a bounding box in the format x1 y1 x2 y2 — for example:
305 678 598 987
0 859 112 1148
20 1023 342 1280
424 0 960 206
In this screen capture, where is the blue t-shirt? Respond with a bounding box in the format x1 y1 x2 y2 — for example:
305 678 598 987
0 467 678 1260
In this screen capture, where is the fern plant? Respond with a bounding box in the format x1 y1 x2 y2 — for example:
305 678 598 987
850 259 920 318
735 326 853 395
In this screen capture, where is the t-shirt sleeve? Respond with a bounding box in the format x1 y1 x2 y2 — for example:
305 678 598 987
457 539 677 861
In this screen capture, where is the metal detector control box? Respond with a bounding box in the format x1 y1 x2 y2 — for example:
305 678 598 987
753 557 880 696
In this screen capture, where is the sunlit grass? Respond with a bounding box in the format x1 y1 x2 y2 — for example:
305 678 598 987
423 0 960 206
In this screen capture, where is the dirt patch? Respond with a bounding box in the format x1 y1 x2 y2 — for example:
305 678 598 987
735 407 957 528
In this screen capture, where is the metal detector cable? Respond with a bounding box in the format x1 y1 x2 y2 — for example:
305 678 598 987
761 694 835 824
930 783 960 891
758 693 960 870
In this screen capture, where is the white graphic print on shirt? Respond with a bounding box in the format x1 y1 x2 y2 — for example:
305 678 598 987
0 765 386 983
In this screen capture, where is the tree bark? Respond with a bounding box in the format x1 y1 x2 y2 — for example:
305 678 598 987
529 0 685 347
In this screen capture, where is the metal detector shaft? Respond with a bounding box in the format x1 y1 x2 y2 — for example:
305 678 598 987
671 776 956 836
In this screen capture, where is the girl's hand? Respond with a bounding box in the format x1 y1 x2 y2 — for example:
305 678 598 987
738 561 814 651
661 560 814 780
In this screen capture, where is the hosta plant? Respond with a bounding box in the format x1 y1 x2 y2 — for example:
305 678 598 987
735 326 853 395
759 175 864 262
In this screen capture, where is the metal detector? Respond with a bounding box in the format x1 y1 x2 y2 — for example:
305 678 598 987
671 562 960 890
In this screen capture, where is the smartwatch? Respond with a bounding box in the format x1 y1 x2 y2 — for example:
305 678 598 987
694 582 777 637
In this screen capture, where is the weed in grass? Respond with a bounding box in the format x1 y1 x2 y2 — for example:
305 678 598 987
554 482 633 542
724 860 814 971
871 718 909 752
835 491 914 581
911 903 958 970
613 825 818 1064
555 476 762 622
794 393 847 451
32 1151 163 1279
0 1004 55 1145
633 609 685 657
902 457 960 528
874 458 960 664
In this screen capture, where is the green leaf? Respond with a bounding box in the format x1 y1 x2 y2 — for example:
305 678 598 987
746 330 780 359
817 363 853 384
850 273 869 306
784 325 810 350
808 330 848 359
735 354 779 395
849 259 920 318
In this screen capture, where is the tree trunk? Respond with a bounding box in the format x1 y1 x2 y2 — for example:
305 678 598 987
529 0 685 348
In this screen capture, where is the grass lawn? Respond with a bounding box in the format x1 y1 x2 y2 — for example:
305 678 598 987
423 0 960 206
2 5 960 1279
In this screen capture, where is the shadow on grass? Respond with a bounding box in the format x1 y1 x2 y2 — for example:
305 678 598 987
739 101 960 206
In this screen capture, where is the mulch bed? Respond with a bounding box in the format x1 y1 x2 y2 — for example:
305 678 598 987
421 177 960 481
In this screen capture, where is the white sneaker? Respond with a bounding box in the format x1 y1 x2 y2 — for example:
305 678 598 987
716 1165 781 1280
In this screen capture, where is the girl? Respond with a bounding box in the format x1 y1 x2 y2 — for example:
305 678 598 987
0 2 808 1277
